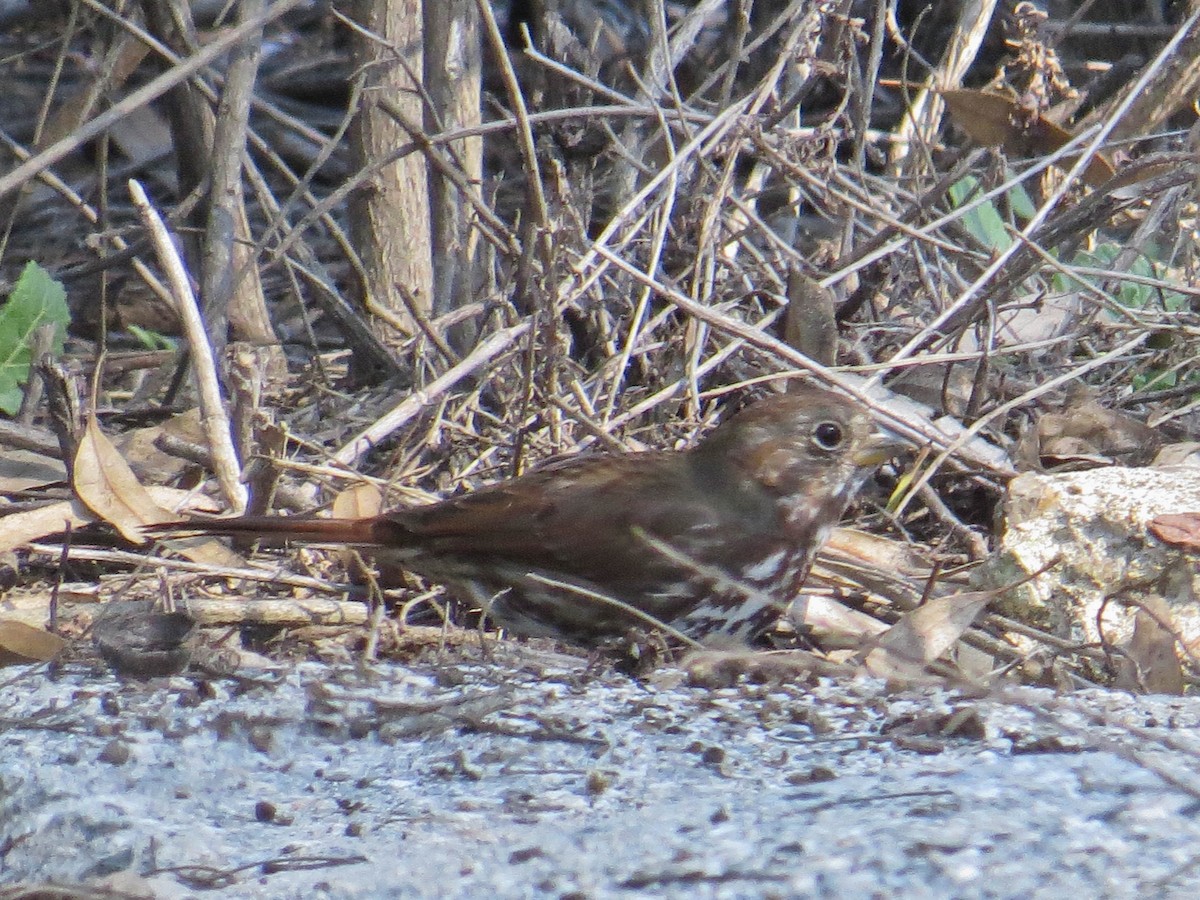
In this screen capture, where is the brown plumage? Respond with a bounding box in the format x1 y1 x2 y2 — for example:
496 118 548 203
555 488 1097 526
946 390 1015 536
149 386 897 647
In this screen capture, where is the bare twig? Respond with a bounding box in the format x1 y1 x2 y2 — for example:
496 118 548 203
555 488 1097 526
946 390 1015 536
128 179 247 513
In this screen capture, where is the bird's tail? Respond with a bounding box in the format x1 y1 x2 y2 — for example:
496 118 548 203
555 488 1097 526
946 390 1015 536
143 515 385 547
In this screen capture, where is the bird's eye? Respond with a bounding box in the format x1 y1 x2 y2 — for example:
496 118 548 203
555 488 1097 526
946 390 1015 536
813 421 844 450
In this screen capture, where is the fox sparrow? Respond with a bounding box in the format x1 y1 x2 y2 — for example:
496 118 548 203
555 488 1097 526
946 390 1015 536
150 386 897 647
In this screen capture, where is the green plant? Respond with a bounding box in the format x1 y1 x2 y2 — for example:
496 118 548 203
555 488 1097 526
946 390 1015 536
0 261 70 415
126 324 176 351
1053 240 1188 312
947 174 1036 253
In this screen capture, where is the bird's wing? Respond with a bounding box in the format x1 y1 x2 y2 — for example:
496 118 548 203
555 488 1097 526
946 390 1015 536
379 452 714 581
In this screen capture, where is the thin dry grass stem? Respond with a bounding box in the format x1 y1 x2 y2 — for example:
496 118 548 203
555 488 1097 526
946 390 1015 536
378 96 517 256
603 113 679 422
475 3 550 235
28 543 350 596
890 331 1152 518
79 0 331 158
396 588 448 632
240 134 364 277
589 306 786 436
564 99 751 302
0 1 78 262
779 159 967 259
522 42 644 108
0 130 173 306
891 0 998 175
1010 230 1161 329
588 239 1009 476
873 9 1200 380
77 0 389 379
825 147 1061 288
0 0 307 203
1068 264 1200 304
1149 393 1200 430
916 482 989 561
332 322 531 467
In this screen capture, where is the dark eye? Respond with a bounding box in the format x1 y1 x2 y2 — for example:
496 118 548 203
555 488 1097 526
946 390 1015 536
813 421 844 450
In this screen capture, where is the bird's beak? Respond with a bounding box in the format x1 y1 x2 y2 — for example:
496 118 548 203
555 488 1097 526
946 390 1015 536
853 429 904 467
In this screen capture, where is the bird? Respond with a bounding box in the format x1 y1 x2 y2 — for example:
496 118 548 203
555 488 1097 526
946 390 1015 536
148 385 898 648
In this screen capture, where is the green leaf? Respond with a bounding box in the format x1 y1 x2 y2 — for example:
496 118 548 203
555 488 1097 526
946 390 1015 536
0 261 70 415
948 176 1012 253
126 324 176 351
1006 181 1036 220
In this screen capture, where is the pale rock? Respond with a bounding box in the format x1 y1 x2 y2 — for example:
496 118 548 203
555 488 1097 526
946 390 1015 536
987 466 1200 652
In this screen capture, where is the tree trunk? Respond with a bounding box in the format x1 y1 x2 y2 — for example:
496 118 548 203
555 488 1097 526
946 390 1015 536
425 0 482 322
349 0 434 341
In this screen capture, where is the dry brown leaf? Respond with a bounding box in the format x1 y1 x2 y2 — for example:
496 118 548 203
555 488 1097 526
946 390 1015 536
0 487 225 556
39 36 149 146
782 269 837 367
108 103 173 169
74 416 176 541
1114 596 1184 695
790 594 887 649
72 419 241 567
0 450 67 493
861 591 993 680
332 482 384 573
332 482 384 520
941 88 1116 187
0 583 97 629
1106 156 1188 201
114 408 205 484
0 618 67 665
0 498 94 555
824 528 936 577
1017 389 1160 471
1152 442 1200 467
1149 513 1200 551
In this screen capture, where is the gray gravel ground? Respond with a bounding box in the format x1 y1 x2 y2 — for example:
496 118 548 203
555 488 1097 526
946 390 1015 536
3 647 1200 898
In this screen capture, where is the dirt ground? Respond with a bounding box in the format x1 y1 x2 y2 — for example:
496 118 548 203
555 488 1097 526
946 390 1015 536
4 645 1200 898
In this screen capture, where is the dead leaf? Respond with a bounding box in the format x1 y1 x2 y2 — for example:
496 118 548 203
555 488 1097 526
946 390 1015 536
941 88 1116 187
332 482 384 520
1149 513 1200 551
861 590 993 680
782 269 837 367
0 450 67 493
790 594 887 649
107 103 173 169
1018 388 1161 471
953 642 996 681
333 481 385 575
1107 157 1187 201
1115 595 1184 695
74 416 176 541
72 419 241 567
1152 442 1200 467
0 487 224 556
824 527 938 578
0 498 93 554
0 618 66 665
808 528 964 618
114 407 205 484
